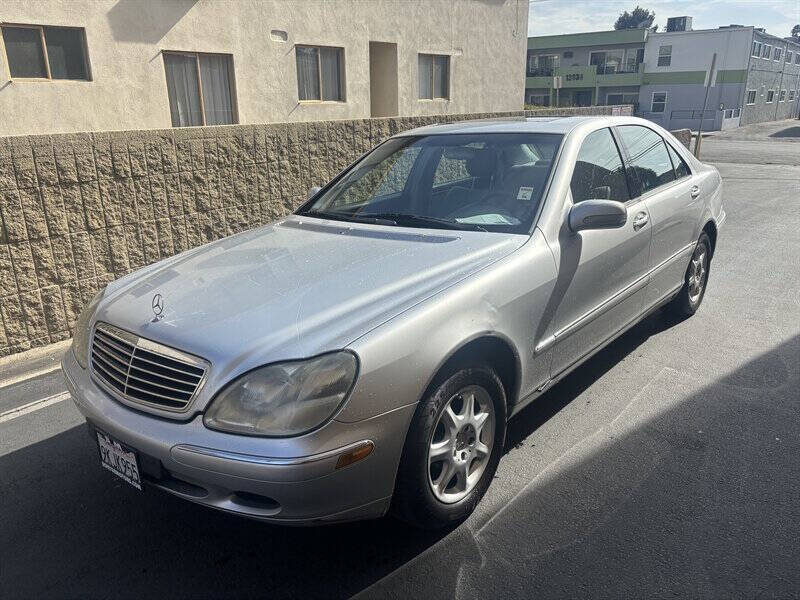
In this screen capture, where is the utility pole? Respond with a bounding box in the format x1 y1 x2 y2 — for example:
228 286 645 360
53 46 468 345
694 52 717 158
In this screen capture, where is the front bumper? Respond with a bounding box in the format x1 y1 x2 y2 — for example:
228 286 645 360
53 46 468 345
62 349 415 524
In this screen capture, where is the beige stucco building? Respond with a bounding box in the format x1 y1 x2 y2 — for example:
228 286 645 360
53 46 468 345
0 0 528 136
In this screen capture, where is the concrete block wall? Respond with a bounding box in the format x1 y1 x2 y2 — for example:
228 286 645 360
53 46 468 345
0 105 631 357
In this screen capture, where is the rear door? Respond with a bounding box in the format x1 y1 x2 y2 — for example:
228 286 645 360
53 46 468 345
616 125 701 307
546 127 651 377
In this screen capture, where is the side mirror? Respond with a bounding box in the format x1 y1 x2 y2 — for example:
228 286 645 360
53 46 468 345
568 199 627 233
307 186 322 200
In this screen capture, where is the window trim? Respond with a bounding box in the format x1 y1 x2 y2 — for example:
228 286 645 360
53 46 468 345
778 89 787 102
651 91 667 113
787 50 793 63
773 47 783 62
295 44 346 103
761 44 771 59
766 89 775 103
746 89 757 105
0 23 91 81
162 50 239 127
418 53 451 101
752 41 762 57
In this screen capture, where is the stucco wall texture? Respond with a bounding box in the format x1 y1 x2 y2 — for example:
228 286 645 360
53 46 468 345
0 0 528 136
0 105 633 357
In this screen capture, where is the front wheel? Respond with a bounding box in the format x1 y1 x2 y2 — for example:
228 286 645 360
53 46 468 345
665 232 711 318
391 366 506 530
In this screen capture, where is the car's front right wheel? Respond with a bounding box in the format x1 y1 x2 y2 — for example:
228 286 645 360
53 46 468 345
392 365 506 530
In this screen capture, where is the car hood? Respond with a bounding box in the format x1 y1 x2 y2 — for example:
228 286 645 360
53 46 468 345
97 215 527 384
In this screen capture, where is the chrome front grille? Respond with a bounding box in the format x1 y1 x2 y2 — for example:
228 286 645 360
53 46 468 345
90 322 208 413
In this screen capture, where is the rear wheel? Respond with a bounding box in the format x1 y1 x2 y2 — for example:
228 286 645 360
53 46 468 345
665 232 711 318
392 365 506 530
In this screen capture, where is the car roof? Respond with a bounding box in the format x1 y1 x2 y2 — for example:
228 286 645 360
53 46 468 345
397 115 640 137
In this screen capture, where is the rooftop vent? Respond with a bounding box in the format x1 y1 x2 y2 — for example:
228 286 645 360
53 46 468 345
666 16 692 32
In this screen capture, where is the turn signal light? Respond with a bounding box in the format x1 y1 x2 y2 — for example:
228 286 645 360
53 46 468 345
335 441 374 469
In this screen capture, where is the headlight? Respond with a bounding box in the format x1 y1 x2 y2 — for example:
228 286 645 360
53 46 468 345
72 288 106 369
204 352 358 437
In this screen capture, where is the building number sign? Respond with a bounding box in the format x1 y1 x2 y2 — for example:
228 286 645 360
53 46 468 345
565 73 583 82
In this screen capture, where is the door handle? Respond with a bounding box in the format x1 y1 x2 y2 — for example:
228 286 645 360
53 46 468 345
690 185 701 199
632 211 649 231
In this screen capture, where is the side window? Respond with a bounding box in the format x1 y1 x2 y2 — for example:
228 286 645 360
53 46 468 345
570 128 630 203
617 125 676 196
665 143 691 179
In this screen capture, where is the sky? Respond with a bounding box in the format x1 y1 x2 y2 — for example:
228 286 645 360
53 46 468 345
527 0 800 38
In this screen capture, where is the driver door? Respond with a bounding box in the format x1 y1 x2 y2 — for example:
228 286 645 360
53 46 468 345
545 127 652 377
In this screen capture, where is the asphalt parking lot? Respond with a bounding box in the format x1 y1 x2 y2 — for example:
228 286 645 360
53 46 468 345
1 120 799 599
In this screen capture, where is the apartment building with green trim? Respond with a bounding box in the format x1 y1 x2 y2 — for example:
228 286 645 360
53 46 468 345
526 20 800 131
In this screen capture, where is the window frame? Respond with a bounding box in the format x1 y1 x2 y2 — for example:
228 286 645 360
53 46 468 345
779 89 787 102
294 44 346 103
746 89 757 105
766 89 775 103
773 47 783 61
162 50 239 127
651 91 667 113
418 53 450 101
0 23 91 81
752 41 762 57
789 90 796 101
761 44 771 59
787 50 793 63
657 45 672 67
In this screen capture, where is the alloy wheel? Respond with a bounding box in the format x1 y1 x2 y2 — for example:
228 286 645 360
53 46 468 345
427 385 495 504
688 245 708 304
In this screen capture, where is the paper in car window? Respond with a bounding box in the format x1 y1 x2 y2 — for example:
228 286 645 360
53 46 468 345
517 186 534 201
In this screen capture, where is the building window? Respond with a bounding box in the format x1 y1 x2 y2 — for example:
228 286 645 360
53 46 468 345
163 52 236 127
657 45 672 67
787 51 793 63
606 92 638 105
795 53 800 65
752 41 762 57
1 25 89 80
295 45 345 102
651 91 667 113
762 44 771 58
779 89 787 102
766 89 775 103
529 53 559 75
590 50 624 74
563 51 573 59
773 47 782 61
418 54 449 100
746 89 757 105
790 90 796 101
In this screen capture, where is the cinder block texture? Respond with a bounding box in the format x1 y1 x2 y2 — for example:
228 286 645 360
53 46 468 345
0 106 632 357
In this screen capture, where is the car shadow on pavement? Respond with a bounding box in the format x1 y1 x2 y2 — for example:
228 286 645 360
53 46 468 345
769 126 800 139
1 311 722 600
362 333 800 599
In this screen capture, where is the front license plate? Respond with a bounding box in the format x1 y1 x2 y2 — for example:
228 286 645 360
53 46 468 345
96 430 142 491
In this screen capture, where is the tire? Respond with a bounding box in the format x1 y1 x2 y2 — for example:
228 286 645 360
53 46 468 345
391 365 507 530
665 232 712 318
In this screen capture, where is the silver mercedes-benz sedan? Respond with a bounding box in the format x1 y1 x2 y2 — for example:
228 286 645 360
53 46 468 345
62 116 724 528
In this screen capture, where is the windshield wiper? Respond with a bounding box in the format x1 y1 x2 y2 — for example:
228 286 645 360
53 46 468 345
303 210 397 226
359 213 488 232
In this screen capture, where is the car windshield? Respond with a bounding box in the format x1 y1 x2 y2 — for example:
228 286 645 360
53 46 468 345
297 132 563 234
